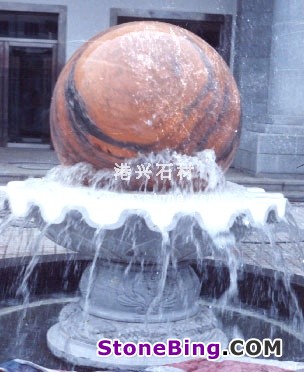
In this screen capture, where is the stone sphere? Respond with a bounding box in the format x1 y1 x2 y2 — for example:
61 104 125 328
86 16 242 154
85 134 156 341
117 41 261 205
50 21 241 173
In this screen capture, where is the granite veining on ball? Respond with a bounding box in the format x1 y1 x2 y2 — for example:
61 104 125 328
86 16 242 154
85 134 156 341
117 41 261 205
50 21 241 175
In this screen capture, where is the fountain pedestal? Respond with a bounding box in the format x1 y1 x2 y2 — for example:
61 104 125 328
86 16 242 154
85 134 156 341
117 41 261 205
41 211 229 368
47 260 228 368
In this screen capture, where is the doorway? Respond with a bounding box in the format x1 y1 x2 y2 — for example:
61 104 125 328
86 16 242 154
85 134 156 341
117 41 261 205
8 45 54 143
0 3 66 147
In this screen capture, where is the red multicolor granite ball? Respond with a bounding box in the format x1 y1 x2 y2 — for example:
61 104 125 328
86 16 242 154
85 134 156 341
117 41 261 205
50 21 241 178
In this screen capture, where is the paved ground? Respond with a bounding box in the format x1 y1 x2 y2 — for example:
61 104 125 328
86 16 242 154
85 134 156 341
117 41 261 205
0 147 58 184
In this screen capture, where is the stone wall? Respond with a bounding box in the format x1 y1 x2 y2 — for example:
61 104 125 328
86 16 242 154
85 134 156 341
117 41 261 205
234 0 304 175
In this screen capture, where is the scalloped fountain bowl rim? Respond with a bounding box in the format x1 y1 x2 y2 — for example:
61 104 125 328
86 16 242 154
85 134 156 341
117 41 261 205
1 178 287 238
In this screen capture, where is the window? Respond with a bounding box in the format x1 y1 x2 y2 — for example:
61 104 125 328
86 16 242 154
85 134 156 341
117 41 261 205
0 11 58 40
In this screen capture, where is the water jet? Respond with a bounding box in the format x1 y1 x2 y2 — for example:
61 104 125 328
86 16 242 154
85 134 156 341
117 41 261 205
0 21 303 370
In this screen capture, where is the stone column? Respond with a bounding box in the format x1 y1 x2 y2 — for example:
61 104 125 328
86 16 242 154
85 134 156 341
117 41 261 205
234 0 304 174
269 0 304 125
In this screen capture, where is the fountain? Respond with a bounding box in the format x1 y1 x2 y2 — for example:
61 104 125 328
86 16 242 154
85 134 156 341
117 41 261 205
0 21 302 370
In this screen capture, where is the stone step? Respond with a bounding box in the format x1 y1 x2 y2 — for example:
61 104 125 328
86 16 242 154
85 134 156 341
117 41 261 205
282 192 304 203
227 169 304 202
228 178 304 193
0 172 45 185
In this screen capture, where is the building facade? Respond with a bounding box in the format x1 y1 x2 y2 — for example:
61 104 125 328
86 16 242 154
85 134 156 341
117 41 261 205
0 0 303 176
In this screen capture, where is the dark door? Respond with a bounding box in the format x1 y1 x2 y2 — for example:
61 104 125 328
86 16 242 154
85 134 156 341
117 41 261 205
3 42 56 143
8 45 55 144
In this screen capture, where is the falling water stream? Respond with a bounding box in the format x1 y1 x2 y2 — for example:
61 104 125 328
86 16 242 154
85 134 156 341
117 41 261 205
0 150 304 369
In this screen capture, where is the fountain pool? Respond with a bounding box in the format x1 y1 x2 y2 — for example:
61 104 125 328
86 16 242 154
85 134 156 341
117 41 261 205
0 20 304 371
1 167 303 369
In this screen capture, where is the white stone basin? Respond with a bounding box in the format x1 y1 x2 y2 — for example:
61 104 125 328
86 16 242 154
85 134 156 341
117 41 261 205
1 178 287 238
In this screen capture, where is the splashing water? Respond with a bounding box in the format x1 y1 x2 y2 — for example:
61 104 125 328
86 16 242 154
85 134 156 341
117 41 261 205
46 149 226 193
0 149 304 366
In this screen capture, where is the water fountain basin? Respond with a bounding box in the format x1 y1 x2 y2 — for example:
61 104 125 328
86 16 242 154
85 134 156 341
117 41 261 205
0 178 289 369
2 178 288 267
3 178 286 245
